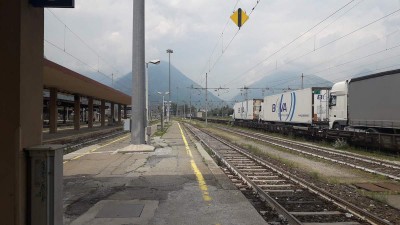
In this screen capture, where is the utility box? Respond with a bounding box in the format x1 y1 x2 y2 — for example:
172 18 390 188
146 126 152 136
123 119 131 131
25 145 64 225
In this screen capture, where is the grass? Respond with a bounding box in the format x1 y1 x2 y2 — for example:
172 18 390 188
207 125 392 184
153 123 171 137
149 119 160 125
216 122 400 162
359 190 390 204
189 119 396 183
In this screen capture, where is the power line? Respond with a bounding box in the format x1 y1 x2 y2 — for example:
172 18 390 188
222 0 356 87
46 9 123 77
199 0 263 85
313 51 400 82
196 0 240 85
320 9 400 50
309 43 400 75
209 0 262 74
281 0 364 59
303 28 400 74
230 8 400 88
44 39 131 93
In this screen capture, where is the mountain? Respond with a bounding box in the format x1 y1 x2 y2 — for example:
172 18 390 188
231 70 333 102
115 61 224 110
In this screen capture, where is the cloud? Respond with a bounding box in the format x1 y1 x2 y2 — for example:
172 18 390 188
44 0 400 100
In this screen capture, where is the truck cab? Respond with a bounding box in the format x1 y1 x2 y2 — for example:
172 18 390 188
329 81 348 130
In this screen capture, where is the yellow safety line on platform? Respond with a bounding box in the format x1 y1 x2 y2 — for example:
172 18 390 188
178 123 212 202
63 133 130 164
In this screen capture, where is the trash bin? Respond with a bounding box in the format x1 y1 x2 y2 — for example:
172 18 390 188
25 145 64 225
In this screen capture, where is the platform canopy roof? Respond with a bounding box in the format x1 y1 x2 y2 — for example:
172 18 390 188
43 59 130 105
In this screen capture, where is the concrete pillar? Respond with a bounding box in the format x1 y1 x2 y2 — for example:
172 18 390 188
74 95 80 130
101 100 106 127
49 88 58 133
118 104 122 123
0 1 43 224
88 97 93 128
124 105 128 119
132 0 146 144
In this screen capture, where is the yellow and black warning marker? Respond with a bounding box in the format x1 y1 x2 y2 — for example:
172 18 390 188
230 8 249 29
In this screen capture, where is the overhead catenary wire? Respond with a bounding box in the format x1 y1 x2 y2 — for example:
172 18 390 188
196 0 241 85
46 9 123 78
44 39 131 93
303 28 400 74
222 0 357 87
310 51 400 83
229 7 400 88
199 0 263 87
309 43 400 75
280 0 365 59
263 47 400 92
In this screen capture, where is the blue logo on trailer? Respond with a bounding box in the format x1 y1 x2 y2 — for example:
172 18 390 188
272 92 296 121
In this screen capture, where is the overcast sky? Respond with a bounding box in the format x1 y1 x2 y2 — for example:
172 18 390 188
45 0 400 100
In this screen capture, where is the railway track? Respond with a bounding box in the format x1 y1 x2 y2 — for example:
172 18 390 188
215 126 400 181
57 130 129 155
184 123 392 225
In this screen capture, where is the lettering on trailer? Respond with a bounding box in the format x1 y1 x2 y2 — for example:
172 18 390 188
271 92 297 121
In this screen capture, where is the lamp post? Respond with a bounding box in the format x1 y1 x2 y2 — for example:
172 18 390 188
176 86 179 117
157 91 169 131
145 59 160 127
166 49 173 122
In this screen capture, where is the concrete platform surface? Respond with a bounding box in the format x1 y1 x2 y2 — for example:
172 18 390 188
63 121 267 225
118 144 156 153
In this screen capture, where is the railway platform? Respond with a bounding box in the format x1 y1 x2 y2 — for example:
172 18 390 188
63 121 267 225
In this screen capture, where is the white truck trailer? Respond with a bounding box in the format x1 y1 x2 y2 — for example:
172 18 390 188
329 69 400 132
233 99 263 121
261 88 329 126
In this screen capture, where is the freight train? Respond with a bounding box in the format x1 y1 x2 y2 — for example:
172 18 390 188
233 69 400 134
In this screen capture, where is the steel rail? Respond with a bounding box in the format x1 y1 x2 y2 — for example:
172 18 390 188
227 126 400 170
184 124 303 225
217 126 400 181
185 123 392 225
61 130 128 154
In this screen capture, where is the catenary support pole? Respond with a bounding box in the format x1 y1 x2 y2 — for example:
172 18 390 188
189 85 192 120
205 73 208 126
176 86 179 117
131 0 146 144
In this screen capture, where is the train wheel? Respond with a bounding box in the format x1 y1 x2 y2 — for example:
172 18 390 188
366 128 379 133
333 123 341 130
